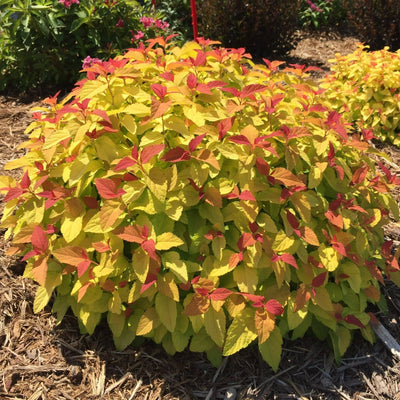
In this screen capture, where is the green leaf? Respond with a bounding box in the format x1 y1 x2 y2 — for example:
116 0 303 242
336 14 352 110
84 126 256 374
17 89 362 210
108 311 126 338
33 285 52 313
155 232 184 250
258 327 283 372
162 251 189 283
204 307 226 347
155 292 177 332
171 330 190 352
223 308 257 356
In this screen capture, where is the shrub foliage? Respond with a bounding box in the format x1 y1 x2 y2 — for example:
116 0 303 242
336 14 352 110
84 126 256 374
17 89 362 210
196 0 302 56
320 45 400 146
1 38 399 370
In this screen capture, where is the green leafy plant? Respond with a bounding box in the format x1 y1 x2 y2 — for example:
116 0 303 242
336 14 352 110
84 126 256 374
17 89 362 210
155 0 192 44
299 0 347 29
0 0 171 93
1 38 399 371
341 0 400 51
196 0 302 56
320 45 400 146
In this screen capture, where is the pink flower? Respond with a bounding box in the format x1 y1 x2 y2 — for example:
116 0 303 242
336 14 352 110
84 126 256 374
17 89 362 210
140 16 154 28
155 19 170 30
58 0 79 8
306 0 322 12
82 56 102 69
134 30 144 40
115 19 124 28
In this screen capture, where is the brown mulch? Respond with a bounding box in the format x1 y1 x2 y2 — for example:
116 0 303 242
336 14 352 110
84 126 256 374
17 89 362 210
1 30 400 400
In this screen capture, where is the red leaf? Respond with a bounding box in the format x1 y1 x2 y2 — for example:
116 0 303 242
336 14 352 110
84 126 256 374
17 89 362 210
229 135 251 145
131 145 139 160
82 196 99 209
240 84 267 99
187 73 197 89
249 222 259 233
332 240 347 257
312 272 327 288
209 288 233 301
91 109 111 124
237 232 257 251
256 157 271 177
142 239 157 260
31 225 48 253
162 147 191 162
241 292 265 306
193 51 207 66
140 144 165 164
196 83 213 95
95 178 126 199
114 156 136 171
264 299 284 315
160 71 174 82
344 314 366 329
189 133 206 153
20 171 31 190
141 273 158 293
286 210 300 230
77 259 92 278
151 83 167 99
218 117 234 140
279 253 298 269
4 187 24 202
238 190 256 201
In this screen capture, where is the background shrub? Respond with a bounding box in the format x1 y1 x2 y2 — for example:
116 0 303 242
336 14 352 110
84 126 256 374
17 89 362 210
299 0 348 30
155 0 192 44
1 38 399 371
341 0 400 51
0 0 170 94
320 45 400 146
196 0 302 56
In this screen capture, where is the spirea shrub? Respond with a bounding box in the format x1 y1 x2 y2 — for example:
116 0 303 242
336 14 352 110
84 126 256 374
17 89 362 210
196 0 301 56
320 45 400 146
1 37 400 371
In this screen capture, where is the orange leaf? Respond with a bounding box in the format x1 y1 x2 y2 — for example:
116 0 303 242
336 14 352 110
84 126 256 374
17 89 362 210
254 309 275 344
32 257 48 286
293 283 311 313
195 148 220 170
183 293 210 316
300 226 320 246
114 225 144 243
271 167 304 187
204 187 223 208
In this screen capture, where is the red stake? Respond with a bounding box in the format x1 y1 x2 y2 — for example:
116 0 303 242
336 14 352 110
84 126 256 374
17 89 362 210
151 0 156 8
190 0 199 42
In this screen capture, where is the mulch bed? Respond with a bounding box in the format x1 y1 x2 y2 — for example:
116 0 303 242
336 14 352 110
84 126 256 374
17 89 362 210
1 30 400 400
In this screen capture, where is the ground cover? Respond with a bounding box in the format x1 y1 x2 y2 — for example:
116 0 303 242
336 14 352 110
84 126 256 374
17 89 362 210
1 30 400 400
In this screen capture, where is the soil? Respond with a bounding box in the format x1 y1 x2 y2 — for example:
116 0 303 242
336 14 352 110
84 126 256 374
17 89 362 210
1 30 400 400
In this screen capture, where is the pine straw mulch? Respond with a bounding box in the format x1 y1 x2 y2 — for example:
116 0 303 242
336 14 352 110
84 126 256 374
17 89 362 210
1 30 400 400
